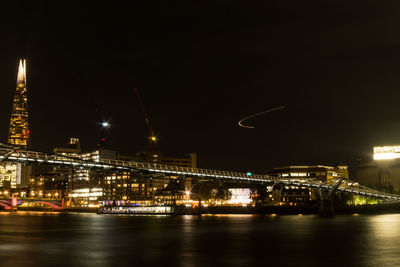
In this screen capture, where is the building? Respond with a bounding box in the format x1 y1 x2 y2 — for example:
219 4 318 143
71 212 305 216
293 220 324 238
51 138 116 207
28 172 68 199
227 188 252 205
44 175 69 199
53 137 81 155
0 59 31 188
118 152 197 168
159 153 197 168
102 152 197 205
358 145 400 193
268 165 349 205
46 138 198 207
271 184 312 205
269 165 349 184
0 163 19 189
28 174 44 198
8 59 29 147
102 171 170 205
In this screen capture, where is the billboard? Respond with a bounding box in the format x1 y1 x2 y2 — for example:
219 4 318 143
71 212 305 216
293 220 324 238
373 146 400 160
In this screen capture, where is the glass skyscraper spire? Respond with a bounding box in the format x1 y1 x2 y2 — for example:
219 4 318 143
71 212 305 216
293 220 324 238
8 59 29 148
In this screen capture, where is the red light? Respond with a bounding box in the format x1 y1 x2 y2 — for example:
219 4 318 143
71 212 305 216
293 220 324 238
20 91 23 95
11 194 17 207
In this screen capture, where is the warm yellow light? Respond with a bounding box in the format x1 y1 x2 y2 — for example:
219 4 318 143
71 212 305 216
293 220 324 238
374 145 400 160
150 136 157 142
374 153 400 160
17 59 26 84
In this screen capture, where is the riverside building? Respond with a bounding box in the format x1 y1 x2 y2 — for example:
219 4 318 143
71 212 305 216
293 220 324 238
52 138 115 207
357 145 400 193
268 165 349 205
48 138 197 207
269 165 349 183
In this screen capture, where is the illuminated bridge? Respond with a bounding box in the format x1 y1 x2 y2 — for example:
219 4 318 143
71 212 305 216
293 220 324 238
0 198 63 210
1 143 400 202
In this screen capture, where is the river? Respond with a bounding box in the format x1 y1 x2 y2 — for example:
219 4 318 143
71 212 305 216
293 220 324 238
0 212 399 266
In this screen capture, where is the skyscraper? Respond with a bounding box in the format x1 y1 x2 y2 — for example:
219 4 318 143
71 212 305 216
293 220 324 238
0 59 31 189
8 59 29 148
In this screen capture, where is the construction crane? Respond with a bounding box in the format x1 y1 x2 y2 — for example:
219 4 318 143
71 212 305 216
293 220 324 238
134 88 157 162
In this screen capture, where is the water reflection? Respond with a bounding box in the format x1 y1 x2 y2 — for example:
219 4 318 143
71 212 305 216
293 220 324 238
361 214 400 267
0 213 399 266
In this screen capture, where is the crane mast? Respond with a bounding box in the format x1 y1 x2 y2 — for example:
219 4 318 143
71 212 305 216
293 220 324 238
134 88 157 162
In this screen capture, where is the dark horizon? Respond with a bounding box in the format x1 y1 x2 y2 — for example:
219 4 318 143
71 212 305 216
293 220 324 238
2 1 400 176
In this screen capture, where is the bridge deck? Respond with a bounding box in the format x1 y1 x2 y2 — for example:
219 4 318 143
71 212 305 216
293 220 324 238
1 145 400 201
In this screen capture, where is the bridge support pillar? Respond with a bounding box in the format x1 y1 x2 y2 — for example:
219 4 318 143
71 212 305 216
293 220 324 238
316 179 344 218
11 193 17 212
318 198 334 218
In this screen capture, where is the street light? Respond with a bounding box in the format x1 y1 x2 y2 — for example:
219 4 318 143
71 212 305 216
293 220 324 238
102 122 110 128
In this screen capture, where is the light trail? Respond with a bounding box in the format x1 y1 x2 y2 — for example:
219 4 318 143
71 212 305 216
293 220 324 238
238 105 285 129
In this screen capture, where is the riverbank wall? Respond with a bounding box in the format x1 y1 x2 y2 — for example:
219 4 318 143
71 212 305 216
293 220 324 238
7 204 400 215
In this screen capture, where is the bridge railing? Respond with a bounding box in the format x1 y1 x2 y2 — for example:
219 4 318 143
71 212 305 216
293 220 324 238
0 147 278 182
2 146 400 201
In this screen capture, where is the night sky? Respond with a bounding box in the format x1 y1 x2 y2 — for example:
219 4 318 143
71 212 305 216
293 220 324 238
1 1 400 176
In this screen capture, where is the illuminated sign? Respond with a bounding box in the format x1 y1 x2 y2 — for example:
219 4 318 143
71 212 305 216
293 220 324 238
373 146 400 160
228 188 252 204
